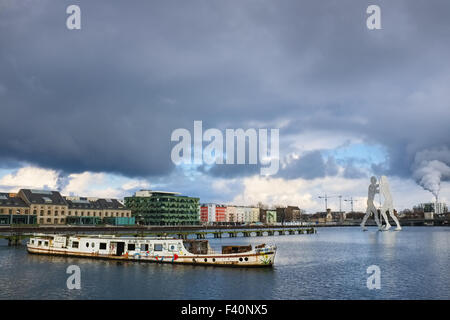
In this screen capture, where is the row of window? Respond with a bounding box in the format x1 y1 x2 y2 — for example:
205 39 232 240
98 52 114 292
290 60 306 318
0 208 130 218
0 208 29 214
68 211 130 217
70 241 173 252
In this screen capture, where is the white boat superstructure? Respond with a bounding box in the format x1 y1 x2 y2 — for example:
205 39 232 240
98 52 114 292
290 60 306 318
27 234 277 267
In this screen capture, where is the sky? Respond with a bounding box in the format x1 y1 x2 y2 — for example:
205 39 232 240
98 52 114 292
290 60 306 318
1 0 449 213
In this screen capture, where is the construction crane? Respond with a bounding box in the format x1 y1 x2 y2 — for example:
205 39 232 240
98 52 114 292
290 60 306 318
344 197 359 213
318 194 343 213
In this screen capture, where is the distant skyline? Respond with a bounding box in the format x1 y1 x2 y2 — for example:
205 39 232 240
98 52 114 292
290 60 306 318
1 0 449 212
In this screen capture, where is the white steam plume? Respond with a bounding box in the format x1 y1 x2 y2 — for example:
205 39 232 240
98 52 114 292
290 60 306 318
412 147 450 198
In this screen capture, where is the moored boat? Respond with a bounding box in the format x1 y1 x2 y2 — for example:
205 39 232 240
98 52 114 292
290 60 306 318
26 234 277 267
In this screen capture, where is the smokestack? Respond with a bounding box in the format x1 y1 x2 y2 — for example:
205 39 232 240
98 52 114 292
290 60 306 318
435 193 439 215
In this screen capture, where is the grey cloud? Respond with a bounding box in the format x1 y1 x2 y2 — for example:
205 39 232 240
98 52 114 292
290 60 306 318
0 0 449 186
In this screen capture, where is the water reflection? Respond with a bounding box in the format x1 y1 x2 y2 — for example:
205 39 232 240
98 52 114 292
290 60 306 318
0 227 448 299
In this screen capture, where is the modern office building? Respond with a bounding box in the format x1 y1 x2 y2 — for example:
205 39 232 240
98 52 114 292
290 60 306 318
125 190 200 225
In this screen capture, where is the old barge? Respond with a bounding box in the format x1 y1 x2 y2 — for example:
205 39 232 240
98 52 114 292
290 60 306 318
27 234 277 267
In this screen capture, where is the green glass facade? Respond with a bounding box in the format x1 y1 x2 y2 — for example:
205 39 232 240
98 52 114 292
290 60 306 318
125 192 200 225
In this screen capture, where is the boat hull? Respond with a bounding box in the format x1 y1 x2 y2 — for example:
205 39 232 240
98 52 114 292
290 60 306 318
26 236 276 267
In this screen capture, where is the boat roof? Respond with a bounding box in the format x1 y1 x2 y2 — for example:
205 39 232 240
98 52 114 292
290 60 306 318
30 233 178 240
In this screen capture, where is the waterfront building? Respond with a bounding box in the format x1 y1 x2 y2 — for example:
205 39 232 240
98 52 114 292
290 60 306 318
243 207 252 223
0 192 34 225
224 205 258 224
259 208 277 224
267 210 277 224
414 202 448 219
276 206 302 223
1 189 133 225
225 205 237 223
18 189 69 225
235 206 245 223
250 207 259 223
200 204 226 224
125 190 200 225
65 196 133 225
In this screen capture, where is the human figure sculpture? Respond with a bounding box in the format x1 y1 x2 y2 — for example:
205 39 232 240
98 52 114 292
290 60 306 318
361 176 382 231
379 176 402 231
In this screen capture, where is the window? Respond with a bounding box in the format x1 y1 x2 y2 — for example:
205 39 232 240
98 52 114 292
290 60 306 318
38 241 42 246
127 243 135 251
99 243 107 250
72 241 79 248
86 242 89 247
91 242 95 248
140 244 148 251
44 241 48 246
154 244 163 251
40 210 44 216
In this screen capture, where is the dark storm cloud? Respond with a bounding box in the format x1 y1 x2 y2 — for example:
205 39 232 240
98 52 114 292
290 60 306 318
1 0 449 181
278 151 338 180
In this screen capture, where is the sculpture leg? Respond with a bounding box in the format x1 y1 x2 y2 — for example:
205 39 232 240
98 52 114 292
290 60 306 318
373 209 382 229
380 208 391 231
360 210 371 230
389 210 402 230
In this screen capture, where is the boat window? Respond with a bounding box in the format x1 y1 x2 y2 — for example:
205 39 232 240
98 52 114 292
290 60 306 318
127 243 135 251
38 241 42 246
31 240 34 244
154 244 163 251
44 241 48 246
72 241 79 248
86 242 89 248
140 244 148 251
169 244 176 251
91 242 95 248
100 243 107 250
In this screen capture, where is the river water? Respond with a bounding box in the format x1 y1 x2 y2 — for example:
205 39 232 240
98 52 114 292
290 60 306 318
0 227 448 299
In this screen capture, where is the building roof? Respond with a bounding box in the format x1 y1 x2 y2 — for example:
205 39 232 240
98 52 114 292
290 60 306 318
0 193 29 208
20 189 67 206
95 198 128 210
65 197 128 210
134 190 181 197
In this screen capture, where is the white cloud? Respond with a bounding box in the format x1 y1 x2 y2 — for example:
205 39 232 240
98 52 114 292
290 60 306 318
231 174 448 213
62 172 107 196
122 179 150 191
0 166 60 191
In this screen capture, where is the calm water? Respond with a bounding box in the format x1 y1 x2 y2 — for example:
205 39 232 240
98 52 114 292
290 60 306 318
0 227 449 299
